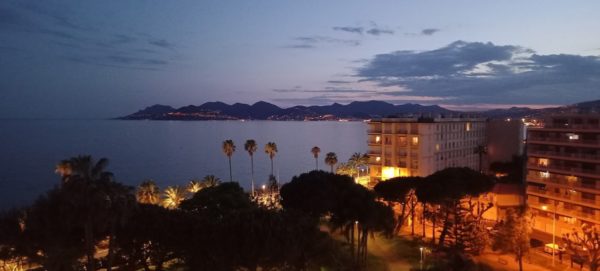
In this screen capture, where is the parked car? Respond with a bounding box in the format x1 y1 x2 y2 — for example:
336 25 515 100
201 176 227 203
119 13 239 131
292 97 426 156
544 243 566 254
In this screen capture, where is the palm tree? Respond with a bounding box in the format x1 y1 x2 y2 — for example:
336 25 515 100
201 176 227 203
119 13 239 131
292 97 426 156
311 146 321 170
265 142 278 176
245 139 258 196
222 139 236 181
325 152 338 173
162 186 186 209
475 145 487 173
201 175 221 188
54 155 113 271
187 180 202 194
136 180 160 204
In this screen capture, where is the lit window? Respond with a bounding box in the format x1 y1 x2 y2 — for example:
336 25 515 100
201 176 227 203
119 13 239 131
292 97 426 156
540 171 550 178
412 137 419 145
538 158 549 167
435 144 440 151
375 156 381 162
465 122 471 131
375 136 381 143
567 133 579 140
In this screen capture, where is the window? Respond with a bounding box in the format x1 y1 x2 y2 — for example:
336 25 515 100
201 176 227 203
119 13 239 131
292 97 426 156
375 136 380 143
538 158 549 167
465 122 471 131
375 156 381 162
567 133 579 140
411 136 419 146
540 171 550 178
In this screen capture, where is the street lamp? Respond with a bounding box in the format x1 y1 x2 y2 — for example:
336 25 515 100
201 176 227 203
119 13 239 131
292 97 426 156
419 247 424 270
541 204 557 266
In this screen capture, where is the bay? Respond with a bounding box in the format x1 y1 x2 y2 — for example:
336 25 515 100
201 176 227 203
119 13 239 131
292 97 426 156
0 120 367 208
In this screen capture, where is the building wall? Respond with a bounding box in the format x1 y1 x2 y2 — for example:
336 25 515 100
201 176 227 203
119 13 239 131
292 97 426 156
368 117 486 181
486 119 525 167
526 114 600 235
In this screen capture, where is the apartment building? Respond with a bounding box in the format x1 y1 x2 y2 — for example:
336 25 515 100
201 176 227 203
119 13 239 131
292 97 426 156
526 114 600 235
367 117 486 181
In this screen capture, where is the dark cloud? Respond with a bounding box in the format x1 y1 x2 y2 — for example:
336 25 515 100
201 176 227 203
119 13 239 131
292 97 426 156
356 40 600 105
64 54 167 71
149 39 173 49
327 80 353 84
283 44 315 49
421 28 440 36
332 26 364 34
366 28 394 36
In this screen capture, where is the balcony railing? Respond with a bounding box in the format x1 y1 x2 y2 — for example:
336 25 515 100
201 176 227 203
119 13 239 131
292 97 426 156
529 201 600 222
527 173 600 190
528 163 600 176
528 150 600 161
528 137 600 146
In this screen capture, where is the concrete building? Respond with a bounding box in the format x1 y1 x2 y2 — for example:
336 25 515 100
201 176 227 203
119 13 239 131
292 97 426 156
526 114 600 235
485 118 526 168
367 117 486 181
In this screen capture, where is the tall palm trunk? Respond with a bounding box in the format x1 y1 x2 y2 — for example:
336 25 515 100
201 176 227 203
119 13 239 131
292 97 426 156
85 216 96 271
228 157 233 181
270 157 274 176
315 157 318 170
330 165 334 173
250 155 255 196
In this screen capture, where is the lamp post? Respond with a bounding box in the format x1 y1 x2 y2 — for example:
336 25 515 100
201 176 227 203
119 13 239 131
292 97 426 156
542 204 557 266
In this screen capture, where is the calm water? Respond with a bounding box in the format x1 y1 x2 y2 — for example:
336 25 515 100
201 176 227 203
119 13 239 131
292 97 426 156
0 120 367 208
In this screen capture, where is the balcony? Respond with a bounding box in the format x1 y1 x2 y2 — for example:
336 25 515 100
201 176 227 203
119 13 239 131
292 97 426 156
368 129 382 134
528 136 600 147
528 150 600 163
529 201 600 223
527 163 600 177
527 173 600 190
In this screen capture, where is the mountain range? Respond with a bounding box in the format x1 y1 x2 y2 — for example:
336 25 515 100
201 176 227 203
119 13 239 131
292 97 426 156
118 99 600 121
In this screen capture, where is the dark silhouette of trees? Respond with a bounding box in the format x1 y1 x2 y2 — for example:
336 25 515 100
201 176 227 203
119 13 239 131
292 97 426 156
493 207 532 271
564 223 600 271
280 171 394 270
374 176 421 234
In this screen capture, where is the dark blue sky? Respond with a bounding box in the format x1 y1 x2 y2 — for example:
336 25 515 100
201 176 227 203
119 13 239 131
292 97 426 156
1 0 600 118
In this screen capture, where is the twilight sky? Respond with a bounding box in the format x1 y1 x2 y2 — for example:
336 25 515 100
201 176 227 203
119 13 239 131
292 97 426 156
1 0 600 118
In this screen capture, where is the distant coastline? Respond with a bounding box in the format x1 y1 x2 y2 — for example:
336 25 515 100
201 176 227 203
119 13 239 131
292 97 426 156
117 99 600 121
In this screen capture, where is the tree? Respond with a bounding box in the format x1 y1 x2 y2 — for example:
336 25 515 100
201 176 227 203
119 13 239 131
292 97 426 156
222 139 236 181
245 139 258 196
311 146 321 170
264 142 278 176
280 171 394 270
474 145 487 173
187 180 203 194
416 167 495 248
324 152 338 173
162 186 186 209
136 180 160 204
374 177 420 234
201 175 221 188
493 207 532 271
348 152 369 177
564 223 600 271
54 155 115 271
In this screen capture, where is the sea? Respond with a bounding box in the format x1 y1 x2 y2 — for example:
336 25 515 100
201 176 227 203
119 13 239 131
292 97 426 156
0 120 367 209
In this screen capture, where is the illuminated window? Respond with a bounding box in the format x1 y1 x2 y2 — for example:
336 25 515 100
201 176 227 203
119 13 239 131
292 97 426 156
465 122 471 131
567 133 579 140
540 171 550 178
381 167 408 180
538 158 549 167
411 136 419 146
435 144 440 151
375 136 380 143
375 156 381 162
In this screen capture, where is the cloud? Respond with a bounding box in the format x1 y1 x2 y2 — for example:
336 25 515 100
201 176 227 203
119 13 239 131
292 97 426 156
333 26 364 34
366 27 394 36
356 40 600 105
285 35 361 49
421 28 440 36
149 39 174 49
327 80 353 84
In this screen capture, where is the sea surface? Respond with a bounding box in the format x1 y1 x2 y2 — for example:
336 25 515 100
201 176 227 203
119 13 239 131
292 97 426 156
0 120 367 209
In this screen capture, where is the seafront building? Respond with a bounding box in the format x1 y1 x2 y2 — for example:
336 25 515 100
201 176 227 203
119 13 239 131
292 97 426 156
367 117 487 181
526 114 600 235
